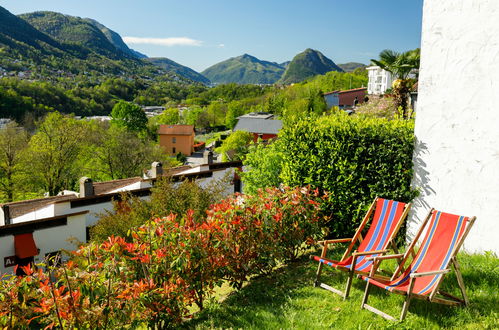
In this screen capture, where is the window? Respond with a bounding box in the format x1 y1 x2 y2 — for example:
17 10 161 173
172 137 176 143
172 147 176 154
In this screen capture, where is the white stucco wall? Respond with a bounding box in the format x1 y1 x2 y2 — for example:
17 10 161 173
410 0 499 254
0 213 86 274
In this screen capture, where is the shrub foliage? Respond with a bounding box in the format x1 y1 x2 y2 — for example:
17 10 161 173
243 113 417 238
0 186 328 328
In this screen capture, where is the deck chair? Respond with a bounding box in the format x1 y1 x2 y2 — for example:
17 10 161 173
311 197 411 299
361 209 476 321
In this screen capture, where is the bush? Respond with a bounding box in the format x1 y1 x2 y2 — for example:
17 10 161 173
215 130 253 162
0 186 329 328
243 113 417 239
91 177 227 242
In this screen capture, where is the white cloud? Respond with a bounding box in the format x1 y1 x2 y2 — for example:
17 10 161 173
218 43 225 48
123 36 203 47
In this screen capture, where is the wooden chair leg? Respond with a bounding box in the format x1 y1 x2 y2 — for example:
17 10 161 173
361 281 370 308
452 258 469 306
344 269 354 300
400 278 415 321
400 293 412 321
314 262 323 287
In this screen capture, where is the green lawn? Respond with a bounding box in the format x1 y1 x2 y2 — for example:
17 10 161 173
184 251 499 329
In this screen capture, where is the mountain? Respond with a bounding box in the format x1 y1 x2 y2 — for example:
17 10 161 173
19 11 129 59
280 61 291 69
0 6 68 58
278 49 343 84
146 57 210 84
130 49 148 59
202 54 285 84
338 62 367 72
83 18 145 59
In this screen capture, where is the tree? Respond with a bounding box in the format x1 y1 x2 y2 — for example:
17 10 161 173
85 124 168 180
241 140 284 195
371 48 420 118
26 112 87 196
215 131 253 161
0 122 29 201
110 101 148 132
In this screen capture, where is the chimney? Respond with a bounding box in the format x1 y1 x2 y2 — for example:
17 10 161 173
204 150 214 164
1 204 10 225
79 177 94 198
150 162 163 179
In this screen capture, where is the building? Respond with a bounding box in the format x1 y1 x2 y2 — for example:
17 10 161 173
0 161 242 274
367 66 394 95
410 0 499 254
233 112 282 142
158 125 195 156
323 88 368 109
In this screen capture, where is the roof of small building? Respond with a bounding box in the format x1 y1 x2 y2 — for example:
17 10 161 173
93 177 143 195
324 87 368 96
237 112 275 120
158 124 195 135
0 162 242 220
233 117 283 135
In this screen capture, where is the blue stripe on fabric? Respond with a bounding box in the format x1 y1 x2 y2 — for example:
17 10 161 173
384 211 442 290
356 201 399 272
416 216 465 295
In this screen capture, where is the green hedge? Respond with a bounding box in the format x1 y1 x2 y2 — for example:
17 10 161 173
243 113 417 239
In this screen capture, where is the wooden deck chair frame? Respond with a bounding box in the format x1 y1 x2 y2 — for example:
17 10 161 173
360 208 476 321
312 197 412 299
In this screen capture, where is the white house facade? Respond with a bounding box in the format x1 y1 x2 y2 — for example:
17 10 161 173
367 66 394 95
410 0 499 254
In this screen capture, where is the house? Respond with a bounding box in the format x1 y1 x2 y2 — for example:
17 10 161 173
323 88 368 109
410 0 498 254
158 125 195 156
233 112 282 142
0 161 243 274
367 66 394 95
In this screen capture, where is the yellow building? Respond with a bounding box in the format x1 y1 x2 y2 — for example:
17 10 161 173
158 125 195 156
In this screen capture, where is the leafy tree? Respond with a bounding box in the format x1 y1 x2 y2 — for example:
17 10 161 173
25 112 87 196
110 100 148 132
156 108 180 125
0 122 29 201
84 124 168 180
215 131 253 162
241 140 284 195
371 48 420 118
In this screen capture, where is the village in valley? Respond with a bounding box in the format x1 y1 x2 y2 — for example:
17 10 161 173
0 0 498 328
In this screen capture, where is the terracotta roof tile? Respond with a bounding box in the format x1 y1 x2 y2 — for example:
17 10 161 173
158 125 195 135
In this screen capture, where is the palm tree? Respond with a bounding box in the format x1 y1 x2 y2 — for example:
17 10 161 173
371 48 420 119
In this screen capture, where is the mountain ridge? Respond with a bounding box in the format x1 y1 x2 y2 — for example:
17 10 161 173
201 54 285 84
278 48 343 84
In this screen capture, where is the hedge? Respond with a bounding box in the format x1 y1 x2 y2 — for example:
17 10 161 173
243 113 417 239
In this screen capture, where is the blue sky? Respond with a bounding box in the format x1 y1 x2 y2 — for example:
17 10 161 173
1 0 423 72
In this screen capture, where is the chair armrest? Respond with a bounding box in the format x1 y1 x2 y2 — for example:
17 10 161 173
410 269 451 278
318 238 352 245
352 249 389 257
365 253 404 261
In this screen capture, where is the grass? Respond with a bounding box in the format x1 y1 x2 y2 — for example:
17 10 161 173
183 249 499 329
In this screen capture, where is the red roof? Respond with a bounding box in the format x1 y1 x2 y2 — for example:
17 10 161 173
158 125 194 135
